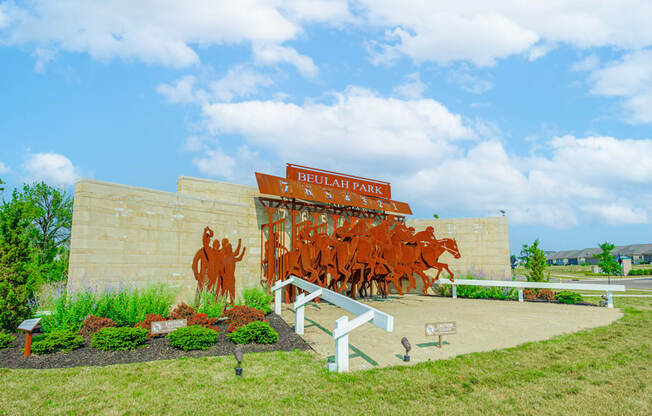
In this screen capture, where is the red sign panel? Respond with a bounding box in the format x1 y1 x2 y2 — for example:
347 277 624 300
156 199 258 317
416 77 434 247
286 164 391 199
256 172 411 215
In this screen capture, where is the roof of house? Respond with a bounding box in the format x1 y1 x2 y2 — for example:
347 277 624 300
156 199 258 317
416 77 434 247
546 244 652 260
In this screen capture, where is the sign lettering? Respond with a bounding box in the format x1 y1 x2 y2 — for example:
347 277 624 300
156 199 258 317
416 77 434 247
151 319 187 335
287 164 391 199
425 321 456 336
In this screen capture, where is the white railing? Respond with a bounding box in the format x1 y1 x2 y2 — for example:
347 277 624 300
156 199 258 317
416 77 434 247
271 275 394 373
434 279 626 308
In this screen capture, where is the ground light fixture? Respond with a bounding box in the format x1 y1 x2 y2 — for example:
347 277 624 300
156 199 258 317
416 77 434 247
401 337 411 362
234 346 243 376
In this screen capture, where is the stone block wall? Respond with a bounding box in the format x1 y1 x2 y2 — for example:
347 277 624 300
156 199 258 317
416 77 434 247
68 177 512 300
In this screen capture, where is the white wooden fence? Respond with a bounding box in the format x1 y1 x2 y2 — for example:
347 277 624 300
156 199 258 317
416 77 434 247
271 275 394 373
434 279 626 308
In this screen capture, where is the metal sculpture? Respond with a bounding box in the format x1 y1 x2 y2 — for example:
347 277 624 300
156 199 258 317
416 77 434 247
261 211 461 299
192 226 245 303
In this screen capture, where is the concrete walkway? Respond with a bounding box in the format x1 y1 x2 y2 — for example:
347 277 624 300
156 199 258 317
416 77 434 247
280 295 623 371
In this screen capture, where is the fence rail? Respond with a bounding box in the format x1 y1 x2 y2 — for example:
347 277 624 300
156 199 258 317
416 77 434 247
434 279 626 308
271 275 394 372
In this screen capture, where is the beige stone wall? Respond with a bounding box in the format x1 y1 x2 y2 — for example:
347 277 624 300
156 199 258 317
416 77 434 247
406 217 511 281
68 177 512 300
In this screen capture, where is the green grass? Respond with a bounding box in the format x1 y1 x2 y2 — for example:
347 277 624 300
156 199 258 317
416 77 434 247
1 298 651 415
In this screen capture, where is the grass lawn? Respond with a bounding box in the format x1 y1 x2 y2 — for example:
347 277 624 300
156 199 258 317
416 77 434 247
1 298 651 416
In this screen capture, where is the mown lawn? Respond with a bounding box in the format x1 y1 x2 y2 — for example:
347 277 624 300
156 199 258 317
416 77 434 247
1 298 651 416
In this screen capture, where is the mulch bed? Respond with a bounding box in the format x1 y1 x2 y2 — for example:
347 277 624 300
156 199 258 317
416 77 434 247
0 313 311 370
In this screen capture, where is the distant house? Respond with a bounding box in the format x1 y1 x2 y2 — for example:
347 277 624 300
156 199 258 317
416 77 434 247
546 244 652 265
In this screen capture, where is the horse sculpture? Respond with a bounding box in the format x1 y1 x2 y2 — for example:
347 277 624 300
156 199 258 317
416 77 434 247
263 215 461 299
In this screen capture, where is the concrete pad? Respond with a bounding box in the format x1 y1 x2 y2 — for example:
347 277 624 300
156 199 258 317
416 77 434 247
280 295 623 371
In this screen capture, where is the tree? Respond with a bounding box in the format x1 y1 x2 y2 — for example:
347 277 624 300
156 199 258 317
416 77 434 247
0 178 4 193
433 214 439 219
19 182 73 283
0 191 34 331
510 254 518 269
595 242 622 277
519 239 548 282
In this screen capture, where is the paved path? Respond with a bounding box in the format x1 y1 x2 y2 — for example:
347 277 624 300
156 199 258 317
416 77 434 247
280 294 622 371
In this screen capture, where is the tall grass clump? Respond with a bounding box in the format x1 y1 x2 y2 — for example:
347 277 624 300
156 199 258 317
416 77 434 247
40 284 176 333
193 288 227 319
240 287 273 314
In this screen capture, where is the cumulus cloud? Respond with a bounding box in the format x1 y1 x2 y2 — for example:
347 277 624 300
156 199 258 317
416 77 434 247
584 50 652 123
392 72 426 99
359 1 652 66
23 153 80 186
180 85 652 227
252 43 318 77
0 161 9 174
0 0 351 70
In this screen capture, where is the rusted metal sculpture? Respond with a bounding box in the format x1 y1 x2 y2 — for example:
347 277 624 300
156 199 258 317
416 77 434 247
192 226 245 303
260 210 461 299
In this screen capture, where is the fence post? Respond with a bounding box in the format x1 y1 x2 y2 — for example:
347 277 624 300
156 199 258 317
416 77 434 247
452 284 457 299
334 316 349 373
518 289 524 302
606 291 613 308
295 293 305 334
274 285 282 315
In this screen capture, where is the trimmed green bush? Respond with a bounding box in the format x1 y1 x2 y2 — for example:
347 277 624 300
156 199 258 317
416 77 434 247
91 327 148 351
241 287 274 314
555 291 584 304
31 330 85 354
0 332 15 349
167 325 219 351
227 321 278 344
436 277 518 300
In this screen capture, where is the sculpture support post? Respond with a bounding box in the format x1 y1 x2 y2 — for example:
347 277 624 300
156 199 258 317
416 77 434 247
334 316 349 373
275 285 282 315
295 293 305 334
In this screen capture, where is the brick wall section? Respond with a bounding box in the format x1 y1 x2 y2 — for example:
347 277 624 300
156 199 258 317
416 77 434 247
68 177 512 300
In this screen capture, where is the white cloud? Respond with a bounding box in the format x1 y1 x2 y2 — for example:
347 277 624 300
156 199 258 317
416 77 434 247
179 85 652 227
571 54 600 72
585 50 652 123
0 161 9 174
156 75 198 104
0 0 352 69
447 66 493 94
392 72 426 99
358 1 652 66
252 43 318 77
23 153 80 186
210 66 274 101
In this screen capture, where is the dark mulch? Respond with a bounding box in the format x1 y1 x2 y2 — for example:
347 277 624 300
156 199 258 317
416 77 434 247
0 313 311 370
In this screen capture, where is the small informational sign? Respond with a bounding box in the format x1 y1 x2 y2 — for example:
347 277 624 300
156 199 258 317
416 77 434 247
18 318 42 333
151 319 187 335
425 321 456 348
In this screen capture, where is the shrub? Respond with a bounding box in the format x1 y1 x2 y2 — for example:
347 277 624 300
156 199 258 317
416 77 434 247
523 289 556 301
168 303 196 321
227 321 278 344
436 278 518 300
555 291 584 304
40 284 176 333
167 325 219 351
193 289 227 318
241 287 274 314
168 303 219 331
80 315 115 339
133 314 165 337
31 330 85 354
0 332 15 349
91 327 148 351
224 305 265 333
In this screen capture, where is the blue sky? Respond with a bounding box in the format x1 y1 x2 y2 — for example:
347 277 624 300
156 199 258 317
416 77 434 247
1 1 651 254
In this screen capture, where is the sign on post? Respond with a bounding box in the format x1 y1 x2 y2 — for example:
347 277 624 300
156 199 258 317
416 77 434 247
425 321 456 348
18 317 42 357
151 319 187 335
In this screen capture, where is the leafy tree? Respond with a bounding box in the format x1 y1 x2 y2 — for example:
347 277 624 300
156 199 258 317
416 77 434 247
595 242 622 276
0 191 34 331
519 239 548 282
433 214 439 219
0 178 4 193
510 254 518 269
19 182 73 283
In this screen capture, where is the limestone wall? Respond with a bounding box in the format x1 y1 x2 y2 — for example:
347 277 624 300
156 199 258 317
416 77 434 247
406 217 511 281
68 177 512 300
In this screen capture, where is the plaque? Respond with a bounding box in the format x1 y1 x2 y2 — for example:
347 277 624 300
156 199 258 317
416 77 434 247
151 319 187 335
17 318 42 333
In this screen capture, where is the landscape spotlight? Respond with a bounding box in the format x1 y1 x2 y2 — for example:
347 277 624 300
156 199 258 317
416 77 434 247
401 337 411 362
234 346 243 376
